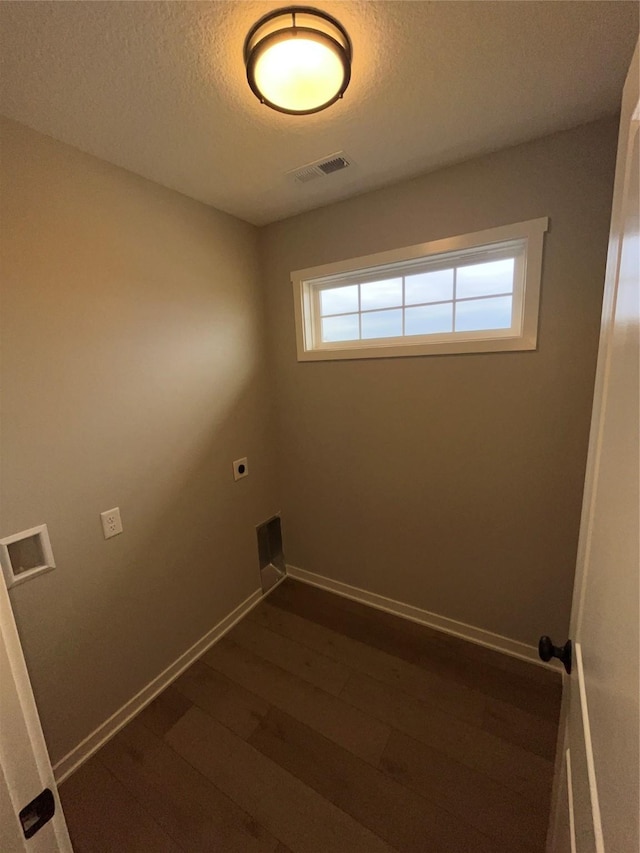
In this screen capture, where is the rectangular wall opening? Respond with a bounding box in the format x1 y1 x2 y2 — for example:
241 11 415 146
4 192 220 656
257 514 286 594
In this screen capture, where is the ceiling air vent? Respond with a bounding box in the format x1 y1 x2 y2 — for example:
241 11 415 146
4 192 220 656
317 155 350 175
294 167 322 184
288 152 353 185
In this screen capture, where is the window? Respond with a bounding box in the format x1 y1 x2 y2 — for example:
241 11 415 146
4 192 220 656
292 218 548 361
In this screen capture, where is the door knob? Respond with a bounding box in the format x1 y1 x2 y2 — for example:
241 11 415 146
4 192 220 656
538 636 572 674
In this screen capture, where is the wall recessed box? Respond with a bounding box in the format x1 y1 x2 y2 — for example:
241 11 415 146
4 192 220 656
0 524 56 589
257 514 286 594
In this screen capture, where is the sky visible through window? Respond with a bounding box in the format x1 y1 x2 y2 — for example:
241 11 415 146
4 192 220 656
320 258 515 343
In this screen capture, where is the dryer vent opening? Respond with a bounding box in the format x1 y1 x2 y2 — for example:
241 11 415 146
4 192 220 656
257 514 286 594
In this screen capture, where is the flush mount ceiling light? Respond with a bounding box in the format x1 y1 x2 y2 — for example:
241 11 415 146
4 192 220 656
244 6 352 115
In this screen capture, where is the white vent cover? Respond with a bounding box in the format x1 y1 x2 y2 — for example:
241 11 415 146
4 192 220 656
288 152 353 184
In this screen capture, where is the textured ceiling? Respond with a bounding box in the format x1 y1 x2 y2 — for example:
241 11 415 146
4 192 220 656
0 1 637 225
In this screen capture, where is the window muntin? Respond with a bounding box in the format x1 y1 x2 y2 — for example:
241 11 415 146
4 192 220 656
314 251 519 346
292 218 548 361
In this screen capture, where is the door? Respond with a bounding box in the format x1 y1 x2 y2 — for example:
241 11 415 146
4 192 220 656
0 571 73 851
548 40 639 853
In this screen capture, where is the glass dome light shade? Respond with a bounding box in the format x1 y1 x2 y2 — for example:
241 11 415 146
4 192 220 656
244 8 352 115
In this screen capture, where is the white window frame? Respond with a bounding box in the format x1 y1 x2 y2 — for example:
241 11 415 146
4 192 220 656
291 217 549 361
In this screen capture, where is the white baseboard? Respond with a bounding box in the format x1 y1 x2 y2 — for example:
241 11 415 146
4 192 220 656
54 576 286 783
285 564 557 671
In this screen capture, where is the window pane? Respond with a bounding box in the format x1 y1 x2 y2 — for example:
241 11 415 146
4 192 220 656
405 269 453 305
456 258 515 299
360 278 402 311
405 303 453 336
320 285 358 316
321 314 360 342
361 309 402 339
455 296 513 332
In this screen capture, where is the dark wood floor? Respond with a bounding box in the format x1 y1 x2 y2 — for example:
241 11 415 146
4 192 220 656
60 579 562 852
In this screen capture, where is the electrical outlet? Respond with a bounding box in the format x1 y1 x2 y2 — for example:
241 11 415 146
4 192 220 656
233 457 249 481
100 507 123 539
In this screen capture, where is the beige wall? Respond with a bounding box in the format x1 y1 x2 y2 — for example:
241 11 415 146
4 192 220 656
0 115 618 766
0 118 279 764
260 118 618 646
